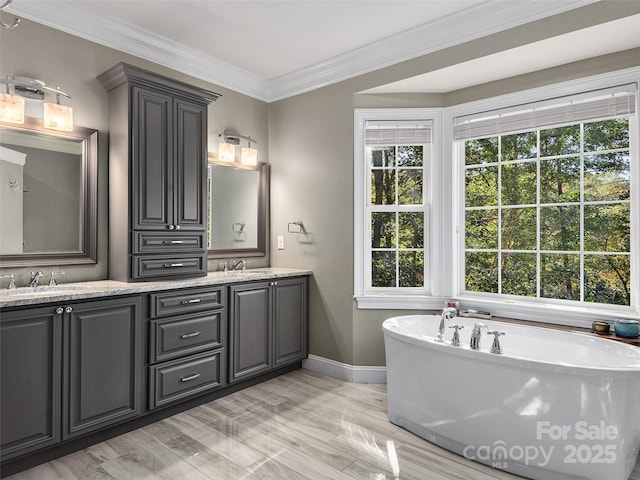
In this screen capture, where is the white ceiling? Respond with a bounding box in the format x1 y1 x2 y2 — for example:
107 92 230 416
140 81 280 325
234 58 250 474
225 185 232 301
7 0 635 101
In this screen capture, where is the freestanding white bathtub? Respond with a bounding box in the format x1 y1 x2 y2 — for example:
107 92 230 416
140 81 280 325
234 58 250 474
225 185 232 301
383 315 640 480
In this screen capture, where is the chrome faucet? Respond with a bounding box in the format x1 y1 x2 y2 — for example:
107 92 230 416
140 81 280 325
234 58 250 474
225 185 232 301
29 271 44 288
1 273 16 289
232 259 246 271
487 330 506 354
470 323 488 350
449 324 464 346
48 271 65 286
437 307 457 342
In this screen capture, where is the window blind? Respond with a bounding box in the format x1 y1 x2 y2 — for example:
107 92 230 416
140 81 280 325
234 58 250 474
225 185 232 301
453 84 637 141
365 120 432 146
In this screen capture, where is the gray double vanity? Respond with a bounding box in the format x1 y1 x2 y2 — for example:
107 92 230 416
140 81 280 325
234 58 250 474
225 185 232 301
0 64 309 475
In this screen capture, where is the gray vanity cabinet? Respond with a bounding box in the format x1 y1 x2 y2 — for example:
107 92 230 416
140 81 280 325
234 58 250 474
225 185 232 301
229 276 307 383
229 282 272 382
0 308 62 461
148 286 227 409
0 296 142 460
98 63 220 282
273 277 308 367
63 297 142 440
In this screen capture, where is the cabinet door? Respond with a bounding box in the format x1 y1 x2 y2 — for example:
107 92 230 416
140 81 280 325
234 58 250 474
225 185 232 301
0 307 61 460
174 99 207 231
132 86 173 230
273 277 308 367
229 282 272 382
63 297 142 440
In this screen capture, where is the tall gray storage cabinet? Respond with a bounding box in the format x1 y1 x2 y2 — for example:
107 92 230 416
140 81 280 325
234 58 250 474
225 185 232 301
98 63 220 282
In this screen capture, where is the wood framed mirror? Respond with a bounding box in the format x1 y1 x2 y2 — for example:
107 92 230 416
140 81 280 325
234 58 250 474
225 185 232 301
207 161 268 259
0 117 98 267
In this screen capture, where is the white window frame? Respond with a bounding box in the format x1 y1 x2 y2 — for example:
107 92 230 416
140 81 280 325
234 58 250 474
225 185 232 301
445 67 640 328
354 69 640 327
354 108 447 309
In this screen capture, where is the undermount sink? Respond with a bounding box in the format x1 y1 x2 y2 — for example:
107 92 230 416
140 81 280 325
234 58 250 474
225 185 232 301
3 285 85 296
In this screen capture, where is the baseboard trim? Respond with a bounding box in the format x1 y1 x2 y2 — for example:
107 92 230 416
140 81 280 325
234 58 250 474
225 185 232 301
302 354 387 384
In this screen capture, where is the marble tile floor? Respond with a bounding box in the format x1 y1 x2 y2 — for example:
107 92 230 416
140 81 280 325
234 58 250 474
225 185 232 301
5 369 640 480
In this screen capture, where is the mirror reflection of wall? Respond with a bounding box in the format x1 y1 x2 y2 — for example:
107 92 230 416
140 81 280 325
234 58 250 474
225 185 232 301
208 163 259 250
0 129 82 254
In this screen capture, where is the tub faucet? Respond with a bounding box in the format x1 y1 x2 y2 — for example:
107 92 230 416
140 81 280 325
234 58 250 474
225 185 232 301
449 325 464 346
29 271 44 288
437 307 457 342
470 323 488 350
487 330 506 354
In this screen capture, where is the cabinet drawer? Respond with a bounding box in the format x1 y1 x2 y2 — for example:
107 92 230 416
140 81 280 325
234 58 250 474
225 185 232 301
150 311 225 363
131 254 206 281
149 350 225 409
149 286 224 318
133 232 206 254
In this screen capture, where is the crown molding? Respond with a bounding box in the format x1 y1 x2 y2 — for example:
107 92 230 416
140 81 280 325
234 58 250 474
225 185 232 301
7 0 270 101
265 0 599 101
8 0 597 103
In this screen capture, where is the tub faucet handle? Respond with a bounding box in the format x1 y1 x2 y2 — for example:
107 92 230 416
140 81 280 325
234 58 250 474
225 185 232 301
449 324 464 346
487 331 505 354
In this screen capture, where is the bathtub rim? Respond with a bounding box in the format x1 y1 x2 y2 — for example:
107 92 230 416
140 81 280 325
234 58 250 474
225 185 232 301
383 314 640 375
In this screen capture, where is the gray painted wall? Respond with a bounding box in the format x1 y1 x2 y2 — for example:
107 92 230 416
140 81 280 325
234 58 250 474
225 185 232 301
268 1 640 366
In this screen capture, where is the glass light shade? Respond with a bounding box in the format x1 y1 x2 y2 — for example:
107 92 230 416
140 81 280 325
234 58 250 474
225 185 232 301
43 102 73 131
241 147 258 166
218 141 236 163
0 93 25 124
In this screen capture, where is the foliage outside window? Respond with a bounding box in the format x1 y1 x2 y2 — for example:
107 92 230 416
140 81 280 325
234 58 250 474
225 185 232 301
463 117 632 306
365 122 431 292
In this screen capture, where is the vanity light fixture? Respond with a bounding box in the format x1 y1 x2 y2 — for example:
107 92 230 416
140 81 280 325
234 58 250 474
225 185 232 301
0 0 20 30
0 76 73 131
218 140 235 163
217 129 258 166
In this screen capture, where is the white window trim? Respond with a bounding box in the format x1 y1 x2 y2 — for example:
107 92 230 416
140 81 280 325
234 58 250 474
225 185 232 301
354 108 447 309
446 67 640 328
355 68 640 327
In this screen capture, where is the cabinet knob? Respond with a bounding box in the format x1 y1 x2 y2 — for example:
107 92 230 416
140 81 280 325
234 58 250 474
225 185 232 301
56 307 64 314
168 225 175 230
175 225 181 230
65 306 73 313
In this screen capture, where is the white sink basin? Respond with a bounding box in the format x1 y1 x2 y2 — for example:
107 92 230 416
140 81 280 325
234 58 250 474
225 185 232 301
3 285 84 296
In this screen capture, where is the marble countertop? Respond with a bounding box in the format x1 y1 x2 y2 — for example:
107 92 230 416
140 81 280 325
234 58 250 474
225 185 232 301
0 268 312 308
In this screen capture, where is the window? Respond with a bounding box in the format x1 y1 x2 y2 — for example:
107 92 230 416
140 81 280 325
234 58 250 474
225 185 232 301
355 70 639 323
454 84 637 312
354 109 442 309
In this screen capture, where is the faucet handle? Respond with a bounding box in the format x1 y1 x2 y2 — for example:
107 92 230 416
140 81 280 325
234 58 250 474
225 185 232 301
49 271 66 286
0 274 16 289
487 330 506 354
449 324 464 346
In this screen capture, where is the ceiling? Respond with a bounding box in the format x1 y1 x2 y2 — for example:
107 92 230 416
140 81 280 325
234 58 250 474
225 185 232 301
7 0 636 101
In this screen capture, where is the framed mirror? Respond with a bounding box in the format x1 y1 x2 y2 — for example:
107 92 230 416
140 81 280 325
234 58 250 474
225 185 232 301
0 117 98 267
207 161 268 258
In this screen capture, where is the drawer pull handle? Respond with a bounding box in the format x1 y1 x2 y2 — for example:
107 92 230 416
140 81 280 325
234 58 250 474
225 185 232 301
181 298 202 304
163 263 184 268
164 240 185 244
180 372 201 382
180 331 202 339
